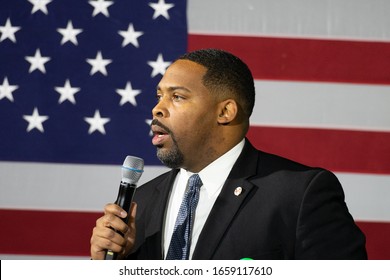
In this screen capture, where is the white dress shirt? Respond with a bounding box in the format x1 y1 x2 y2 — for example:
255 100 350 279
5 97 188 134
163 139 245 259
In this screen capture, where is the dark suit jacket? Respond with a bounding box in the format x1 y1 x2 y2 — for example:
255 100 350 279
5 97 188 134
127 139 367 259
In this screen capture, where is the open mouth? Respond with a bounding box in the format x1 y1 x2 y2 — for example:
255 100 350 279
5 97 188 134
151 124 170 146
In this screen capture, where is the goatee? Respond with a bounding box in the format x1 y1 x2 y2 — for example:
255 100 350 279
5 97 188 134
156 143 184 169
152 119 184 169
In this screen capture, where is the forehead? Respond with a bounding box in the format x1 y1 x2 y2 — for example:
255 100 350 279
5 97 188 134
158 59 207 90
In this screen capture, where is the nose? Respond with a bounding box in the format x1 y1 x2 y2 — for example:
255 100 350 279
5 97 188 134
152 98 169 118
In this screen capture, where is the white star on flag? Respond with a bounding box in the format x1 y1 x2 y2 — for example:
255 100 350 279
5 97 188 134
57 20 83 45
116 82 141 106
23 107 49 133
0 18 21 43
149 0 174 20
89 0 114 17
55 79 80 104
147 53 171 77
28 0 52 15
86 51 112 76
84 110 110 135
145 119 153 136
118 23 144 48
0 77 19 102
25 49 51 74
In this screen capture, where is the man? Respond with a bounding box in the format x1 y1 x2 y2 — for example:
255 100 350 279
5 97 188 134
90 49 367 260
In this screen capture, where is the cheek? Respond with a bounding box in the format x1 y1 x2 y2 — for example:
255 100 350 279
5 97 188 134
170 103 217 141
186 112 216 143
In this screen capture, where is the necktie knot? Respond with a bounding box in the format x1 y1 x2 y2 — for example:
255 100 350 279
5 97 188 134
166 174 202 260
188 174 202 192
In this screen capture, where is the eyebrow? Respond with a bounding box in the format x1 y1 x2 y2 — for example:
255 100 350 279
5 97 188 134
156 86 191 93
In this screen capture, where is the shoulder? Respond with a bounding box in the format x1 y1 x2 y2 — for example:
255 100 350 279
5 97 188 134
242 139 341 197
242 138 330 179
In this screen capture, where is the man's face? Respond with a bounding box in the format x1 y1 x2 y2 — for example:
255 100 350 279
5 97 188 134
151 59 221 172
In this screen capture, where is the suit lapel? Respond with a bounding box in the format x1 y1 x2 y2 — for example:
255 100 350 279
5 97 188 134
192 139 260 259
192 178 255 259
144 169 179 259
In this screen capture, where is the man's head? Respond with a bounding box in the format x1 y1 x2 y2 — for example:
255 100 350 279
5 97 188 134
179 49 255 118
151 49 255 172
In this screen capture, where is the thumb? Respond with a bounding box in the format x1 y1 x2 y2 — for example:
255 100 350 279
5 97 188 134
128 202 137 226
123 202 137 256
127 202 137 240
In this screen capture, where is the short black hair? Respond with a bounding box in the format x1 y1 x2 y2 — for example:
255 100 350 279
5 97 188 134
179 48 255 117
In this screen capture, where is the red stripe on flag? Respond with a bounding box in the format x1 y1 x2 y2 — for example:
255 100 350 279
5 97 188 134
356 221 390 260
188 34 390 85
247 126 390 174
0 209 100 257
0 209 389 259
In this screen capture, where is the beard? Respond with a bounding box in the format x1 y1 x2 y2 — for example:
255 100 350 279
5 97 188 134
156 138 184 169
152 119 184 169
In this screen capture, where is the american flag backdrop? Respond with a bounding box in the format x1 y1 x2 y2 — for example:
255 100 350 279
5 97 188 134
1 0 389 259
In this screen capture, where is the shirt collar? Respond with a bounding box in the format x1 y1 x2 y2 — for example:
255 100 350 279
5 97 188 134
180 139 245 198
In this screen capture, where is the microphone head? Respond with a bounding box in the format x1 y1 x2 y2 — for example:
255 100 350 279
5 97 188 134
121 156 144 184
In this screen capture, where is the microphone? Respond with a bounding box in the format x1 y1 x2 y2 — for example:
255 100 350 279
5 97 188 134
104 155 144 260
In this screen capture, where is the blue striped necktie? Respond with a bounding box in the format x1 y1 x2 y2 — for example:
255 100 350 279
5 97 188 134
166 174 203 260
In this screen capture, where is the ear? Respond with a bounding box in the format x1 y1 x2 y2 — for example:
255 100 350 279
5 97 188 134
217 99 238 125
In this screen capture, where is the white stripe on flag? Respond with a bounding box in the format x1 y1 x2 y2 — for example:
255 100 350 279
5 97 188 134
188 0 390 41
0 161 168 212
251 80 390 132
337 173 390 222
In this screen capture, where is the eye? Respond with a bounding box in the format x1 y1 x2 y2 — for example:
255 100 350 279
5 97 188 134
172 94 184 101
156 94 162 102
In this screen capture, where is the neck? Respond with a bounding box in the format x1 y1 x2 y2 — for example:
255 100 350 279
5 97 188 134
183 137 244 173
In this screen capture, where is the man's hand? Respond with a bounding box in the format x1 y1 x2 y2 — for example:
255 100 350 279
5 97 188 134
90 202 137 260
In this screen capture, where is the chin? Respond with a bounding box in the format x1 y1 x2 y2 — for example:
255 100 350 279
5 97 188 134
156 147 184 169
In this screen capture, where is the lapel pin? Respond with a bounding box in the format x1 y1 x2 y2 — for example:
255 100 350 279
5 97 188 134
234 186 243 196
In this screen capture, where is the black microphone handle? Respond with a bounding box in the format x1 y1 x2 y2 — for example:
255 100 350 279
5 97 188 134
104 181 137 260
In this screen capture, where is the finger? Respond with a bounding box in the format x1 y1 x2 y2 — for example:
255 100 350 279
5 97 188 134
120 202 137 257
91 204 128 260
91 226 127 257
93 225 127 246
90 235 125 258
100 213 129 236
104 203 127 219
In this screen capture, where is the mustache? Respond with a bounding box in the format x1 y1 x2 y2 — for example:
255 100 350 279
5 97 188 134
151 119 172 135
